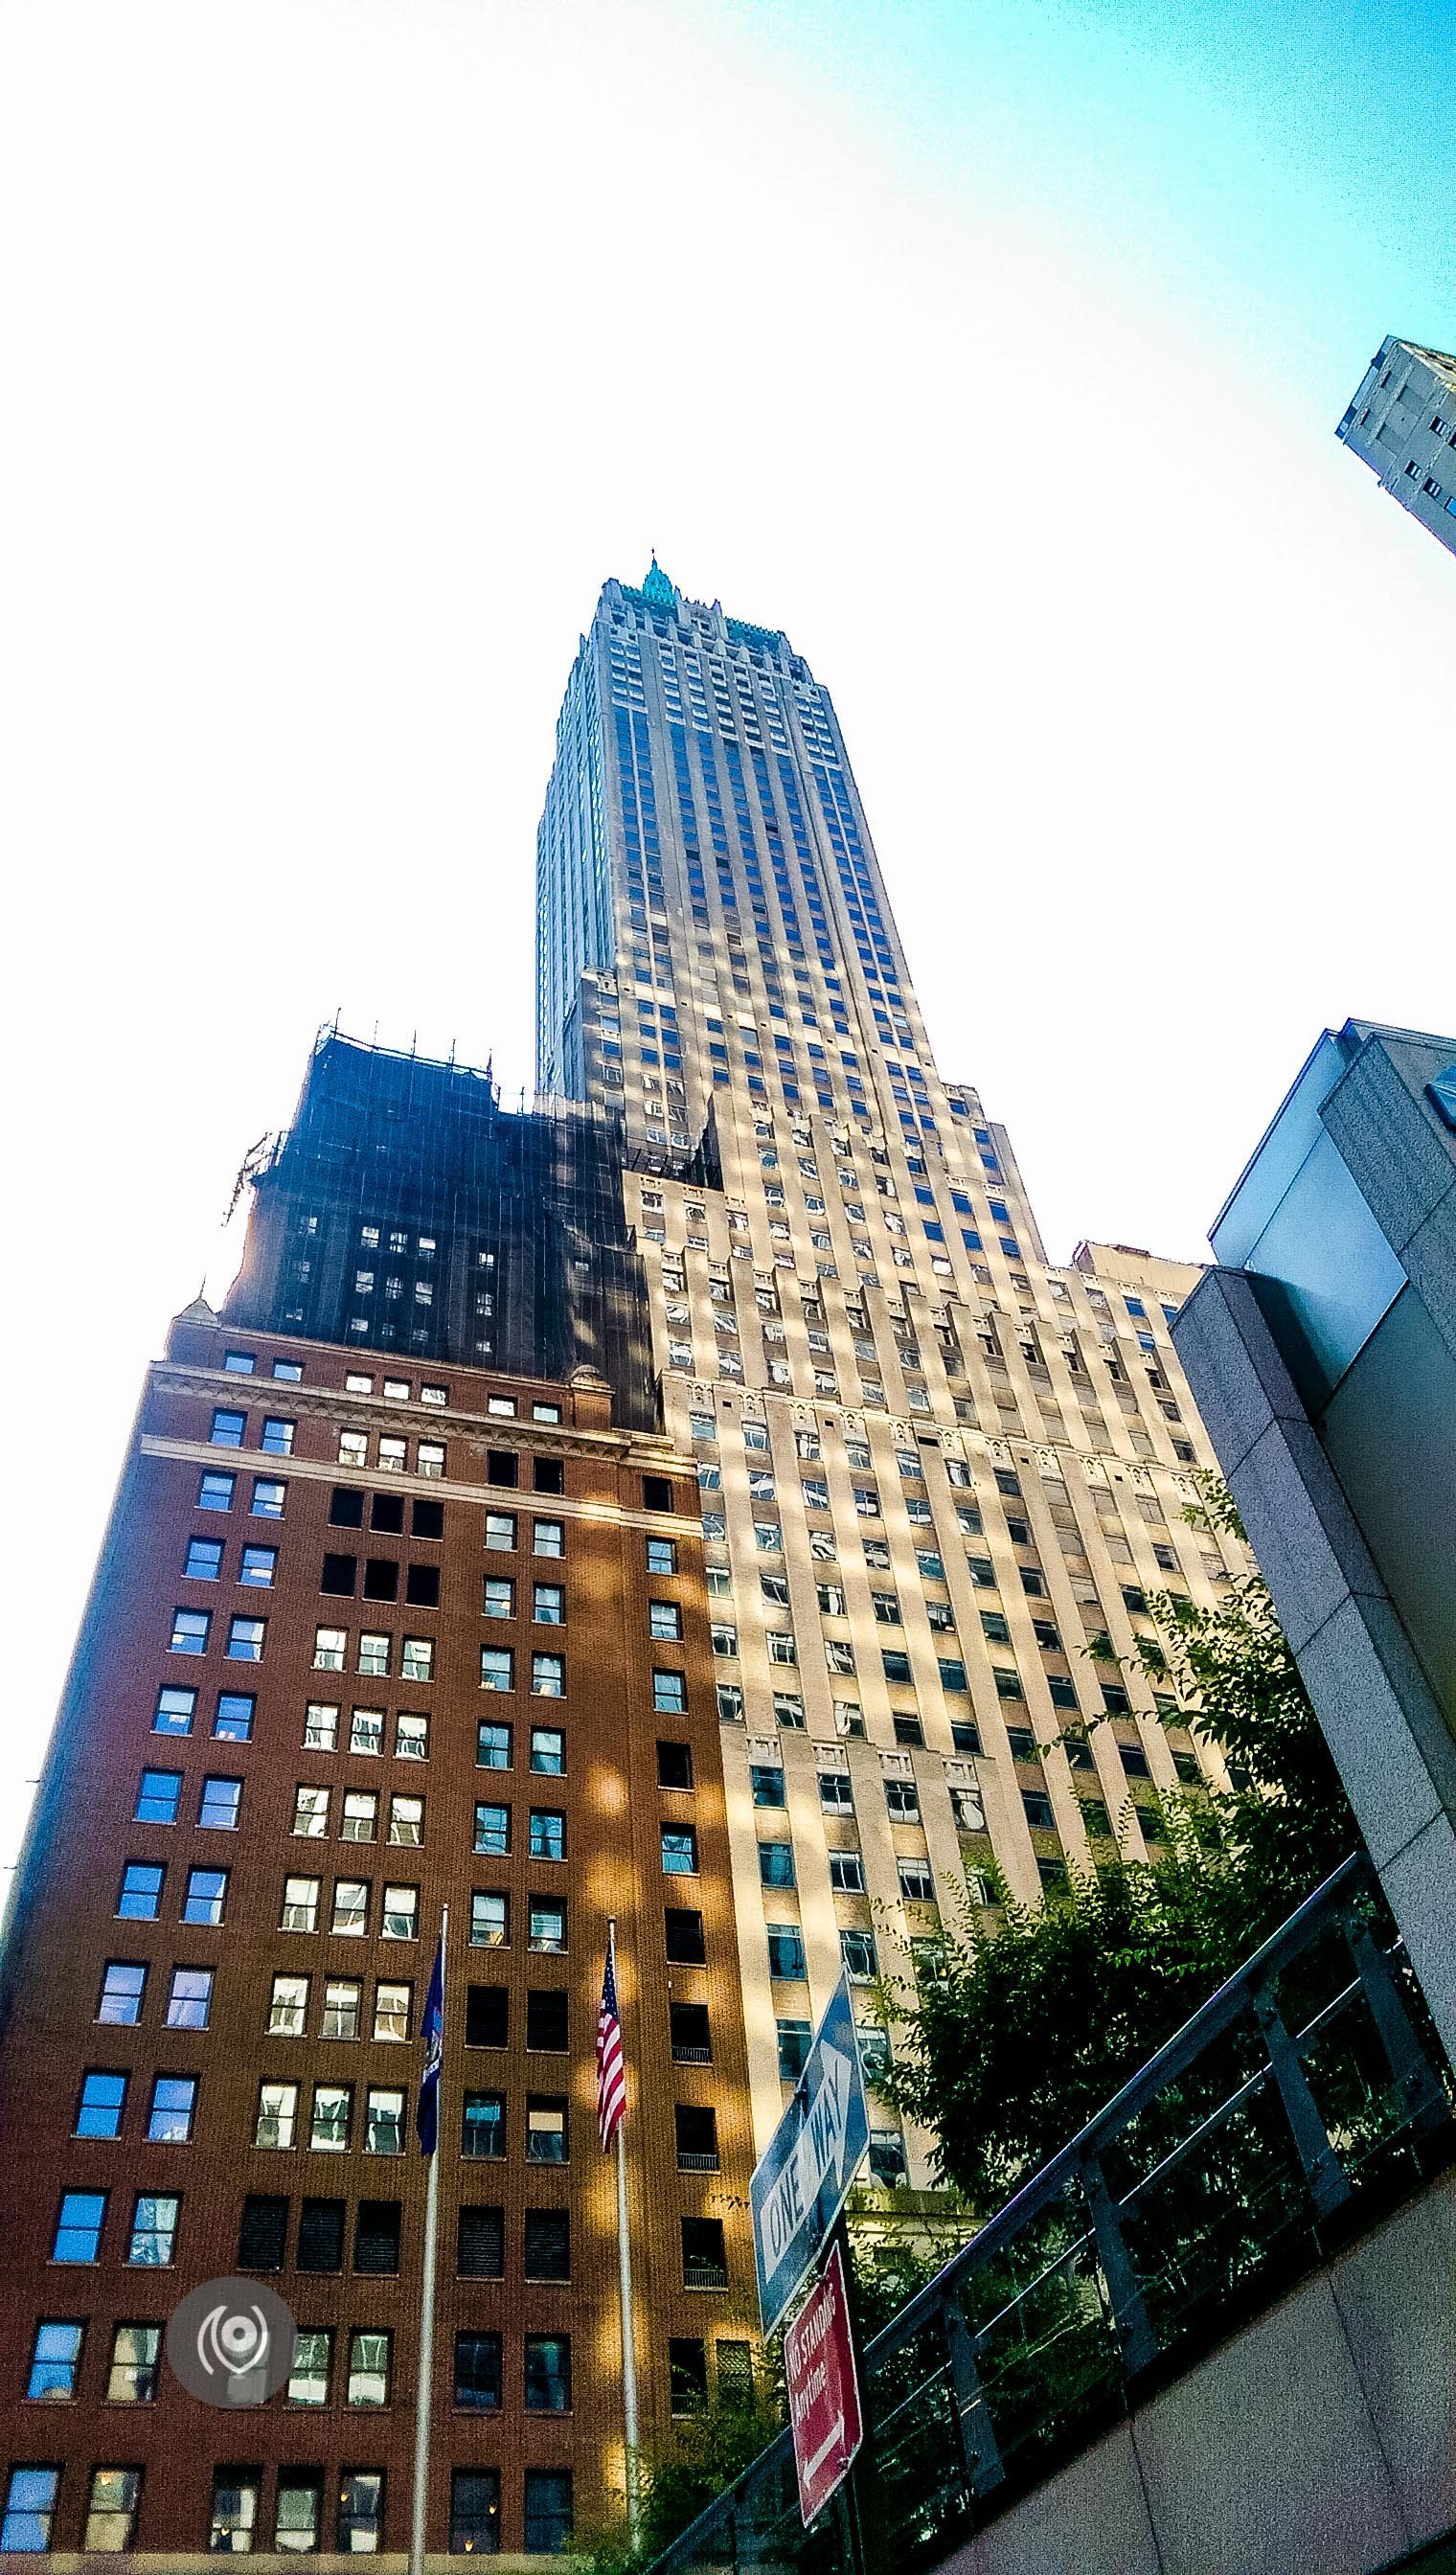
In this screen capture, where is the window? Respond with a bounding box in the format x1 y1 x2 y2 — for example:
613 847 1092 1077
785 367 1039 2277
53 2188 107 2261
480 1648 514 1693
336 2472 384 2552
276 2473 323 2553
103 2327 159 2400
324 1980 363 2040
400 1637 433 1683
184 1866 228 1926
471 1890 509 1949
759 1839 795 1888
661 1826 697 1875
526 1988 569 2052
525 2333 573 2412
750 1763 785 1809
648 1537 677 1575
293 1785 330 1839
523 2470 573 2556
451 2471 502 2556
388 1794 422 1846
98 1960 147 2025
261 1417 295 1456
665 1906 706 1964
252 1477 287 1518
165 1966 213 2030
281 1876 321 1934
485 1511 517 1554
27 2317 84 2402
226 1616 265 1662
268 1971 309 2036
840 1927 877 1982
127 2193 179 2265
530 1727 565 1776
534 1583 565 1626
185 1535 223 1581
527 2095 568 2162
868 2130 909 2187
884 1777 920 1822
214 1691 255 1742
830 1849 865 1893
474 1803 510 1857
453 2327 502 2409
211 1407 246 1447
118 1860 164 1920
76 2068 127 2136
653 1669 688 1714
169 1606 211 1656
530 1810 566 1862
310 2083 353 2152
818 1769 853 1814
466 1986 509 2049
364 2088 406 2154
287 2329 331 2403
899 1858 935 1903
333 1880 370 1935
670 2000 711 2063
353 2201 402 2276
530 1899 566 1953
382 1884 418 1939
532 1652 565 1698
767 1923 807 1979
256 2081 299 2148
83 2470 142 2552
239 1545 276 1587
351 1707 383 1757
1022 1789 1056 1830
462 2091 506 2159
682 2216 728 2290
151 1685 195 1737
199 1775 242 1830
396 1711 428 1761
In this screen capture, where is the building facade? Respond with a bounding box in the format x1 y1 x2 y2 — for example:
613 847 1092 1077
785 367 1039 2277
535 562 1244 2175
1336 337 1456 558
0 1104 759 2560
1173 1017 1456 2065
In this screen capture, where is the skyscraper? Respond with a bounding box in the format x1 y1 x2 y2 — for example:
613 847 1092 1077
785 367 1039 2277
1336 336 1456 559
537 562 1245 2171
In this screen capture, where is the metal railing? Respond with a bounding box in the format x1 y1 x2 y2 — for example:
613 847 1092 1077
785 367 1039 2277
649 1856 1453 2574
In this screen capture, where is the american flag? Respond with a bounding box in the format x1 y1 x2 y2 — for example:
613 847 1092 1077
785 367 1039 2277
597 1938 626 2153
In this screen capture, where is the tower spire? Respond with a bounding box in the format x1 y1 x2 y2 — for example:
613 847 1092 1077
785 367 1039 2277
641 552 676 606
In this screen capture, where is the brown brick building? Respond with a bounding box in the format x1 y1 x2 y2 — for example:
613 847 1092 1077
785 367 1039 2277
0 1304 759 2562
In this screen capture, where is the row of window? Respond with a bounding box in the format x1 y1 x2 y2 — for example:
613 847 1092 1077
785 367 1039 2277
1 2460 572 2557
207 1411 683 1518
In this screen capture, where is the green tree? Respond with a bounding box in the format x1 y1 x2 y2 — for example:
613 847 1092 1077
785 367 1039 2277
876 1477 1360 2207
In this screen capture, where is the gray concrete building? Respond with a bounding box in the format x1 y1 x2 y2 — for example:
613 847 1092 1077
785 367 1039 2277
1173 1020 1456 2062
1336 337 1456 558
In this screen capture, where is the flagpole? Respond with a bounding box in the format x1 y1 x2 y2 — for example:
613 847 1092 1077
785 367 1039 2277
609 1918 640 2539
410 1903 446 2575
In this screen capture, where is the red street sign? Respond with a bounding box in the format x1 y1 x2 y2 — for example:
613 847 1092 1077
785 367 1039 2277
784 2238 864 2528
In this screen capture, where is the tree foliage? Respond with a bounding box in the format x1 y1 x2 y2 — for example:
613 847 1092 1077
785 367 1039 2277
876 1476 1360 2208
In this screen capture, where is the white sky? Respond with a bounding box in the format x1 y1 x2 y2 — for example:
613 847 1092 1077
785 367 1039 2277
2 0 1452 1876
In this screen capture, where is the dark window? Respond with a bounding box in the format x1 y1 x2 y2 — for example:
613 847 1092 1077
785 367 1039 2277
363 1559 398 1602
524 2334 572 2411
893 1713 923 1746
643 1474 673 1513
665 1907 706 1965
526 1990 569 2052
461 2091 506 2158
371 1491 405 1536
296 2198 346 2274
329 1489 365 1528
412 1497 444 1541
453 2328 503 2408
353 2199 401 2275
1021 1789 1056 1829
523 2470 573 2554
405 1564 440 1607
881 1651 912 1684
670 2000 711 2063
1120 1743 1151 1778
533 1456 564 1495
488 1449 518 1489
670 2336 709 2414
466 1985 510 2048
681 2216 728 2290
456 2204 505 2279
320 1554 357 1597
656 1741 694 1789
1102 1685 1131 1717
450 2470 501 2555
524 2208 571 2281
675 2105 718 2170
237 2194 288 2271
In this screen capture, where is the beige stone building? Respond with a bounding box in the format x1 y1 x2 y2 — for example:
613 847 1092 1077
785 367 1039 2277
536 562 1242 2188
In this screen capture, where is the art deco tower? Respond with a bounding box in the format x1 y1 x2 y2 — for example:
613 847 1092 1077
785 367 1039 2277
536 561 1241 2174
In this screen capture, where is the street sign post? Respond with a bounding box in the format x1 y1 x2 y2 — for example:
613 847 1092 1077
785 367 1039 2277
750 1973 870 2335
784 2238 864 2528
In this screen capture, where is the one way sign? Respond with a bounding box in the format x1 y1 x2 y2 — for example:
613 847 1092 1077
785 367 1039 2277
751 1974 870 2335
